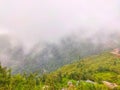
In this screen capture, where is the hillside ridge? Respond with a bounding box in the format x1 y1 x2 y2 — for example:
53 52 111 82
42 52 120 89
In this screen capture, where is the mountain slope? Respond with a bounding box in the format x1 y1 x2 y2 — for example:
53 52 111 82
41 52 120 89
1 52 120 90
51 52 120 81
13 31 120 74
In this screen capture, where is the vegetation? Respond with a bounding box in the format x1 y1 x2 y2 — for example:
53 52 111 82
42 52 120 90
1 52 120 89
1 32 120 74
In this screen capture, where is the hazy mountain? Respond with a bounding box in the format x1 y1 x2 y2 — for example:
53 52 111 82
0 31 120 74
16 31 120 74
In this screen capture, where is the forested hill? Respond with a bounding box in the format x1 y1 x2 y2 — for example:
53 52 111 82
1 52 120 90
43 52 120 89
52 52 120 77
1 31 120 74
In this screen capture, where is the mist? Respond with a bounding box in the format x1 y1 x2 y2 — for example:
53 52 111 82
0 0 120 48
0 0 120 74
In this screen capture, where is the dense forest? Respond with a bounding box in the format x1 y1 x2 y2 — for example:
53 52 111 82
1 52 120 90
0 31 120 90
0 31 120 74
0 0 119 89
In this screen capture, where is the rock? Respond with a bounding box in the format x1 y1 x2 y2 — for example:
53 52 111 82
102 81 118 89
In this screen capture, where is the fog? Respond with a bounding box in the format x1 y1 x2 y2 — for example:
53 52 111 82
0 0 120 48
0 0 120 74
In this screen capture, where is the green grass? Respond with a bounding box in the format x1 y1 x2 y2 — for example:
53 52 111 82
1 52 120 90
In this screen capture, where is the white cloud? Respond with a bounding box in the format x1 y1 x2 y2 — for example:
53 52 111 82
0 0 119 47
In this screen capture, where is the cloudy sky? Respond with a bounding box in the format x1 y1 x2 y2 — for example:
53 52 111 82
0 0 120 47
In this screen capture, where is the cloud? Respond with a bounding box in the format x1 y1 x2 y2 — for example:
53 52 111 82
0 0 119 47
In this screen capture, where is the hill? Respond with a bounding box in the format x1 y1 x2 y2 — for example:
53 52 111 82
42 52 120 89
1 52 120 90
1 31 120 75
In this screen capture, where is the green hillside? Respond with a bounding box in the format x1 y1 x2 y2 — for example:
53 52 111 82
43 52 120 90
1 52 120 90
52 52 120 81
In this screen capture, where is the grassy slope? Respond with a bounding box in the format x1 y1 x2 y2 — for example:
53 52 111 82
49 52 120 84
2 52 120 90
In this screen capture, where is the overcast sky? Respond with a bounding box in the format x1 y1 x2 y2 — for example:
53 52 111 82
0 0 120 47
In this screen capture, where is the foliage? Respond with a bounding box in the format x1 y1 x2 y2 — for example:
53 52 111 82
1 52 120 90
